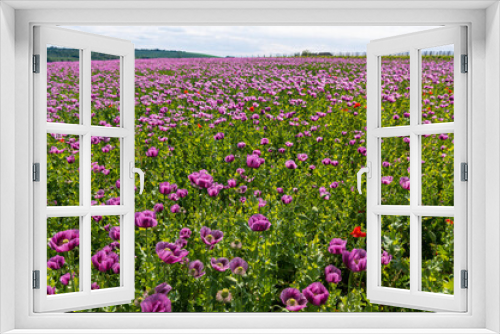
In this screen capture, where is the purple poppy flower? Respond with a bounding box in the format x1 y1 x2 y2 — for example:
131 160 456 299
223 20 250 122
258 198 267 208
237 142 246 148
278 148 286 153
170 204 181 213
281 195 293 204
47 286 56 295
229 257 248 275
400 177 410 190
94 189 105 200
188 260 206 278
227 179 237 187
115 179 120 189
179 228 192 239
216 288 233 303
285 141 293 147
331 160 339 166
248 214 271 232
211 257 230 272
280 288 308 311
297 153 308 161
59 272 75 286
325 265 342 284
155 282 172 295
260 138 269 145
225 155 235 163
48 229 79 253
358 146 367 156
439 134 449 140
247 154 264 168
316 137 323 142
66 155 75 164
236 168 245 175
169 193 180 201
92 250 118 272
214 132 225 140
322 158 331 165
404 137 410 144
328 238 347 255
238 185 247 193
146 146 159 157
112 262 120 274
175 238 188 248
176 189 188 198
381 250 393 265
276 187 284 193
188 170 214 189
91 282 100 290
47 255 65 270
382 161 391 167
381 176 394 185
207 185 221 197
285 160 298 169
159 182 177 195
135 211 158 228
140 293 172 312
342 249 367 272
156 242 189 264
330 182 339 189
154 203 164 213
200 226 224 250
109 226 120 241
253 149 261 156
303 282 329 306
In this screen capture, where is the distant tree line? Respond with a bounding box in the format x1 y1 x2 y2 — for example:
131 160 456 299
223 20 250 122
46 46 219 62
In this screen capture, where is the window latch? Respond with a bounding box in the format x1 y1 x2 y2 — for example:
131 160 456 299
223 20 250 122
130 162 145 194
357 162 371 194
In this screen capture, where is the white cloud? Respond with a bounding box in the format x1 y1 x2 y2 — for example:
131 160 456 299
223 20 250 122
62 25 444 57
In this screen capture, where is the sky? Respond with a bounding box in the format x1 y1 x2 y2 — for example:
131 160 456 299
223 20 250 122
63 26 451 57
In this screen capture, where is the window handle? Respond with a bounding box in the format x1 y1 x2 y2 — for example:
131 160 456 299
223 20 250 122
357 162 371 194
129 162 145 194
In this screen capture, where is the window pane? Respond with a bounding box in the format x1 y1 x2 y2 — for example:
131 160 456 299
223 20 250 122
91 136 121 206
381 137 410 205
421 45 454 124
421 133 454 206
421 216 454 295
47 133 80 206
91 52 121 127
381 215 410 290
91 216 121 290
47 45 81 124
381 53 410 127
47 217 80 295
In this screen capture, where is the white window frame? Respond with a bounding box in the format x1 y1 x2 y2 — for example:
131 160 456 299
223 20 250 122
365 26 467 312
33 26 136 312
1 2 499 333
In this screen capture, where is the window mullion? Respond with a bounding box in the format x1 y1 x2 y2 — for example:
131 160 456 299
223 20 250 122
409 46 421 294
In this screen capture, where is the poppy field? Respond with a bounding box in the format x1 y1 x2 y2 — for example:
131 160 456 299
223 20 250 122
45 55 455 312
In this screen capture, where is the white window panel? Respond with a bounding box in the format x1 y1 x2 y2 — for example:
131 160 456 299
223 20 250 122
33 26 136 312
365 26 467 312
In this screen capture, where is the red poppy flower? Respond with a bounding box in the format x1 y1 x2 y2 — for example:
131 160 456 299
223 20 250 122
59 139 65 143
350 226 366 238
445 219 454 225
354 102 361 108
249 106 254 111
197 124 202 128
184 90 188 94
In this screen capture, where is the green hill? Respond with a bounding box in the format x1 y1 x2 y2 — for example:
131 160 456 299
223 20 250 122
46 46 219 62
